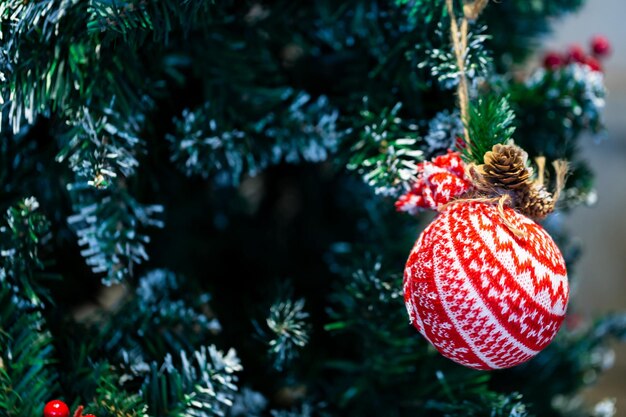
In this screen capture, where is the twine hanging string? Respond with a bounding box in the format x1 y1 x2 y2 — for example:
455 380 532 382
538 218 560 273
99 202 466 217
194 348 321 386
441 1 569 237
445 0 489 153
440 193 524 236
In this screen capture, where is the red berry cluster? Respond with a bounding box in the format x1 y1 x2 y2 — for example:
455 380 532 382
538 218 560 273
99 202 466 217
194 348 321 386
543 35 611 72
43 400 95 417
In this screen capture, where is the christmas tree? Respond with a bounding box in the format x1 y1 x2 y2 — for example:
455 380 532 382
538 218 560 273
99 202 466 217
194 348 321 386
1 0 624 416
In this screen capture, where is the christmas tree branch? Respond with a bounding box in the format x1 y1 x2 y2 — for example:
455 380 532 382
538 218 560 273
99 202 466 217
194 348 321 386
142 346 242 417
167 90 343 187
347 102 423 197
56 102 149 189
0 197 52 308
87 0 214 47
255 297 311 372
93 367 147 417
446 0 490 155
67 187 163 285
0 286 60 417
98 269 219 361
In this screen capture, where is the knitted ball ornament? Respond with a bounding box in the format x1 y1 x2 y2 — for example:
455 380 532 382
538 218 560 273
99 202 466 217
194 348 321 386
403 201 569 370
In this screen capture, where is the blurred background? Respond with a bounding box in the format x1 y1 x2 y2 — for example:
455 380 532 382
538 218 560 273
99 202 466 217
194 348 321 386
546 0 626 411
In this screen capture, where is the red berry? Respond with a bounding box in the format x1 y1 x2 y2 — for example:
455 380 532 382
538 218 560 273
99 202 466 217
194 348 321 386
585 56 603 72
43 400 70 417
591 35 611 57
543 52 564 70
567 44 587 64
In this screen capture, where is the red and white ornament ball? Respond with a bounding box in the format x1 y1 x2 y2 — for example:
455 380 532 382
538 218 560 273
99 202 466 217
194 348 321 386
403 201 569 370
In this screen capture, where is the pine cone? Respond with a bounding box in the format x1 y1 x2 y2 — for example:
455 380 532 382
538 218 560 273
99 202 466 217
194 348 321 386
515 186 555 219
477 144 532 191
468 143 567 220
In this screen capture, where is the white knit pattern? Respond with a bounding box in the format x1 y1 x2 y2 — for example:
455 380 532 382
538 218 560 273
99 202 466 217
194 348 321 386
404 202 569 370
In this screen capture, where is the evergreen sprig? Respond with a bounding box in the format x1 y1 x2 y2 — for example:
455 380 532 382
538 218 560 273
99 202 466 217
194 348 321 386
56 103 148 189
513 64 606 143
0 0 148 134
425 371 531 417
0 197 52 307
93 367 148 417
0 283 59 417
167 90 342 187
426 390 529 417
348 102 423 197
423 109 464 157
419 23 493 90
87 0 214 47
326 255 404 343
143 346 242 417
256 297 311 372
101 269 220 361
67 187 164 285
462 94 516 164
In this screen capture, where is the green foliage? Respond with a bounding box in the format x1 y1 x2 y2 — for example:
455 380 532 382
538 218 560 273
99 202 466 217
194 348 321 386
0 0 148 134
0 199 59 416
426 388 529 417
56 102 148 189
142 345 242 417
324 253 425 412
395 0 445 19
511 65 605 146
99 269 219 361
0 281 59 417
67 188 163 285
348 102 423 196
462 95 516 164
167 90 342 187
326 255 404 338
419 23 493 90
87 0 214 47
255 297 311 372
93 368 148 417
0 197 52 307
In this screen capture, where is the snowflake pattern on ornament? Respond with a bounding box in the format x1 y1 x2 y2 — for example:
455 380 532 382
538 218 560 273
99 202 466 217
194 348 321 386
395 151 471 214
